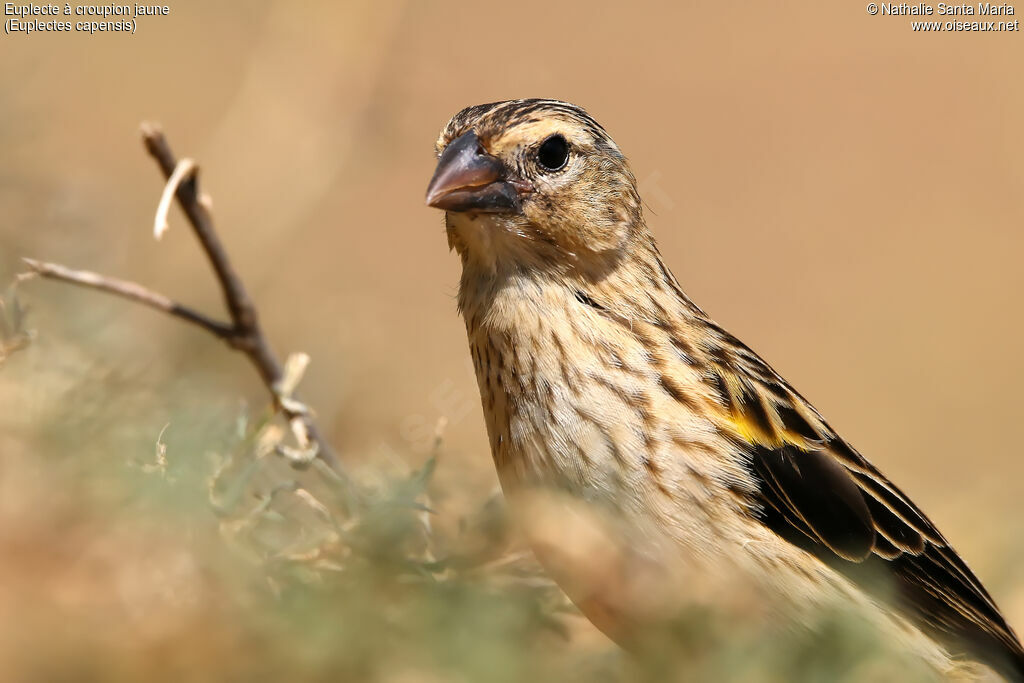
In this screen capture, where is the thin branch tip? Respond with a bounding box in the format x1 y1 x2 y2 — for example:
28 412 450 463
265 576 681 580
139 121 163 139
20 259 48 283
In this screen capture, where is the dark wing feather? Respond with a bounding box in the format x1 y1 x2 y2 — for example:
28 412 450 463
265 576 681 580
700 324 1024 680
750 444 875 562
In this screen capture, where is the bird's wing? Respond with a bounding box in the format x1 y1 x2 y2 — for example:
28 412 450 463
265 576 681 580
699 322 1024 677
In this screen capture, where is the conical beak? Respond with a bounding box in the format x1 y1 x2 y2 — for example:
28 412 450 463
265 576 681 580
425 131 522 214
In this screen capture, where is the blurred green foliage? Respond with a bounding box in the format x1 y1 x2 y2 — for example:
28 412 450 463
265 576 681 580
0 284 956 683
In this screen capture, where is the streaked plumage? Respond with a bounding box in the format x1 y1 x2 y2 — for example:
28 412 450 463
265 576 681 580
425 99 1024 680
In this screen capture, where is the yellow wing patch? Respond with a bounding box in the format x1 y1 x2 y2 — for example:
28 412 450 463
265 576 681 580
725 414 815 451
712 371 825 452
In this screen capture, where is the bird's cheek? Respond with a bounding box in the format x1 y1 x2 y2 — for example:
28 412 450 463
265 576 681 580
523 190 625 255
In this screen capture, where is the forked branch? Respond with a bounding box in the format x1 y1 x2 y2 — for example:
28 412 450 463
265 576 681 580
22 124 341 474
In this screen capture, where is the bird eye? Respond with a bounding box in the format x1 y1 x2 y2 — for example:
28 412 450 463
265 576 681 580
536 134 569 172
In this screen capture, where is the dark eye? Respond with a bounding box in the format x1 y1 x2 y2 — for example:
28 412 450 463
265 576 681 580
537 134 569 172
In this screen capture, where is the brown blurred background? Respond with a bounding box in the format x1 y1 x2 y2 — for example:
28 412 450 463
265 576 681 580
1 1 1023 679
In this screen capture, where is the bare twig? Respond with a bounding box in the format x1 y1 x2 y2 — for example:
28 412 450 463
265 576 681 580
21 259 235 340
22 124 342 474
140 123 254 333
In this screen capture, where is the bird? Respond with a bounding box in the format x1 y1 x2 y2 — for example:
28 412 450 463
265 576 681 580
424 98 1024 680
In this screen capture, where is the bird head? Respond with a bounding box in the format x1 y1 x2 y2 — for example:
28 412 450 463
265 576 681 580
426 99 644 273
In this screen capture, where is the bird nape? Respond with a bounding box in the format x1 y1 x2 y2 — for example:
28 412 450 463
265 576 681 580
425 98 1024 681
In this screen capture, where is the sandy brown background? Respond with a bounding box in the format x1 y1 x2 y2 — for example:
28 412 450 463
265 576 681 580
1 0 1023 676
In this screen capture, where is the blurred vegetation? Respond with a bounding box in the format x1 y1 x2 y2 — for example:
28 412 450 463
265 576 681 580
0 281 950 683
